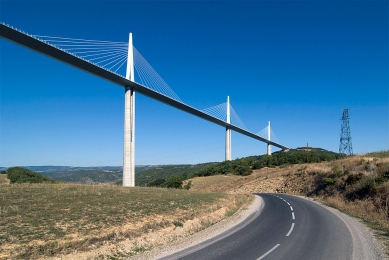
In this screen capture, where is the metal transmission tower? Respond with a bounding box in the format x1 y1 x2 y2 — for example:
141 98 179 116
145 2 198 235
339 109 353 156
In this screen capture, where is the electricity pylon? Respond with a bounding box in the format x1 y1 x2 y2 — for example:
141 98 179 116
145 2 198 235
339 109 353 156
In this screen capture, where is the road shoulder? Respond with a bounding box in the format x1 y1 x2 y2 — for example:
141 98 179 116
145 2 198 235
128 195 263 260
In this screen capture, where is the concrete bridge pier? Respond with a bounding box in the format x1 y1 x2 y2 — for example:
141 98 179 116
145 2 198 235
225 96 231 161
267 121 271 155
123 33 135 187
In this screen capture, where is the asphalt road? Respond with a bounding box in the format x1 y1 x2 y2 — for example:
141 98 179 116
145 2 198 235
163 194 354 260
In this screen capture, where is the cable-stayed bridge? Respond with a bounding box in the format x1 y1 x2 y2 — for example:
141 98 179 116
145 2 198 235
0 23 289 187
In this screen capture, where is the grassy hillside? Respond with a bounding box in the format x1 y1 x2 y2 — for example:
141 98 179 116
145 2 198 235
186 151 389 254
0 183 249 259
190 148 340 178
282 152 389 232
135 163 214 186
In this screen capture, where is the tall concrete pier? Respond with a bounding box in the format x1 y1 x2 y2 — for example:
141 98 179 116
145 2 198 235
123 33 135 187
267 121 271 155
225 96 231 161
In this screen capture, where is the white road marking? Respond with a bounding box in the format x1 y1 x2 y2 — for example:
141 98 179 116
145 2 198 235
287 202 290 205
257 244 281 260
292 212 295 220
290 206 293 211
286 223 295 236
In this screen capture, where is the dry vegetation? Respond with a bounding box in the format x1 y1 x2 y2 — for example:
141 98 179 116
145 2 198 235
188 152 389 254
0 175 9 184
0 184 250 259
282 156 389 231
1 151 388 259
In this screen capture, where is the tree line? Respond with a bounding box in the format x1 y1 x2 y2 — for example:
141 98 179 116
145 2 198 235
3 167 59 184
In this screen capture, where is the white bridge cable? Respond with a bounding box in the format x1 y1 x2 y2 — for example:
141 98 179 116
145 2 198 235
133 47 182 101
31 34 129 75
270 128 280 144
256 126 280 143
133 47 182 102
201 102 227 121
32 35 128 44
257 126 268 139
229 105 248 130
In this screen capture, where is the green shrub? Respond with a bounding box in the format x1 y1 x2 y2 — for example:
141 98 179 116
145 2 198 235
183 180 192 190
331 165 342 176
347 178 378 200
345 173 362 185
166 175 184 189
172 220 183 227
6 167 58 184
323 177 336 186
147 178 166 187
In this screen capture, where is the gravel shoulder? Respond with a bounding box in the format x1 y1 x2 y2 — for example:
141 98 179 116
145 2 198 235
128 194 388 260
293 195 388 260
127 195 264 260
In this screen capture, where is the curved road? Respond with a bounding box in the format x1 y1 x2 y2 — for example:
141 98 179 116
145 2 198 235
163 194 355 260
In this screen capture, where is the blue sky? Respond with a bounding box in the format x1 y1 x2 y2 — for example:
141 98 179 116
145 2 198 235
0 0 388 167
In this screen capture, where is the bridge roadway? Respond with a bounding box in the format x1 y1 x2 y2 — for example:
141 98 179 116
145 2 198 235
0 23 288 150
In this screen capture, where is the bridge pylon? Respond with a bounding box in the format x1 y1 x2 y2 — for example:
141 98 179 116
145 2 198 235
123 33 135 187
267 121 271 155
225 96 232 161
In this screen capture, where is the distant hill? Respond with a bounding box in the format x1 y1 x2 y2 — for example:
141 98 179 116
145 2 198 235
135 163 214 186
35 166 157 184
1 147 340 185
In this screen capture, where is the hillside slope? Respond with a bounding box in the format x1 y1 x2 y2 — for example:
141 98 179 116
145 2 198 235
187 152 389 254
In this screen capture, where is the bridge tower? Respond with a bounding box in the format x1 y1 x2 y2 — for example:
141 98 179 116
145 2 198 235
123 33 135 187
225 96 232 161
267 121 271 155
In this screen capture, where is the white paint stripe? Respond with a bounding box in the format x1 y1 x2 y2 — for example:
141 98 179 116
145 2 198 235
290 206 293 211
292 212 295 220
257 244 281 260
287 202 290 205
286 223 295 236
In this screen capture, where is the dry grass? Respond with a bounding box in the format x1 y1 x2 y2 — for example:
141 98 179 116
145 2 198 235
188 154 389 254
187 167 286 193
278 154 389 255
0 183 248 259
0 175 9 184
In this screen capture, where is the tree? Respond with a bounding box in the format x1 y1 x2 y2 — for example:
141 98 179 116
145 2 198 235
6 167 58 184
147 178 166 187
166 175 184 189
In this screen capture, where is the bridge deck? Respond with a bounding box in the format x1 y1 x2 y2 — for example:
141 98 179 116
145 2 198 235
0 23 289 150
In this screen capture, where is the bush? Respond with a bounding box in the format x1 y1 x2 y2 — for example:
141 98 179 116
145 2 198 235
236 166 252 176
347 178 378 200
6 167 58 184
331 165 342 176
166 175 184 189
345 173 363 185
323 177 336 186
147 178 166 187
183 180 192 190
172 220 183 227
